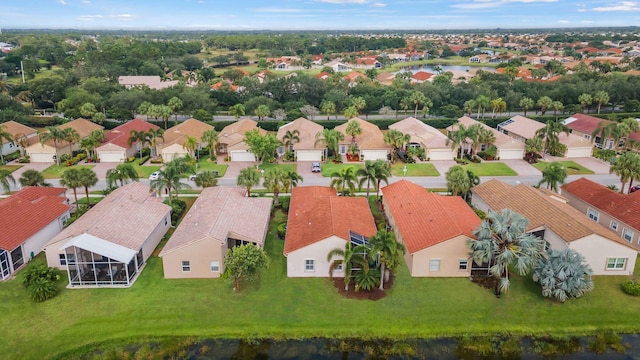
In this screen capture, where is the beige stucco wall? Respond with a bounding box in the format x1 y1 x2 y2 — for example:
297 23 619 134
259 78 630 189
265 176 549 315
24 213 69 264
162 237 226 279
569 234 637 276
161 144 188 162
141 211 171 263
44 236 71 270
286 235 347 277
409 235 472 277
470 195 491 214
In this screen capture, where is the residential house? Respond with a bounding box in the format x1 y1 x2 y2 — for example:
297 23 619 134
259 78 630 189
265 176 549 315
389 117 455 160
44 182 171 287
376 72 396 85
276 117 325 161
283 187 377 277
352 58 381 69
471 179 637 275
343 71 368 84
562 178 640 249
562 113 619 149
118 76 179 90
157 118 214 162
410 71 435 83
0 187 70 280
217 118 267 162
96 118 159 163
159 187 272 279
210 80 239 92
0 121 37 157
446 116 525 159
26 118 104 163
381 180 481 277
334 117 390 161
325 60 351 72
498 115 593 158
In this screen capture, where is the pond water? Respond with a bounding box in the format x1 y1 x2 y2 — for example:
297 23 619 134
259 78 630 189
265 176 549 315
400 64 496 74
86 335 640 359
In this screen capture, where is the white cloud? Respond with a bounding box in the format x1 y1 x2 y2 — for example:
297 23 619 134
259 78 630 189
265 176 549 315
76 13 135 21
58 0 68 5
314 0 371 4
111 14 135 20
81 0 91 3
371 2 387 6
452 0 557 9
558 19 569 23
252 8 304 13
592 1 640 11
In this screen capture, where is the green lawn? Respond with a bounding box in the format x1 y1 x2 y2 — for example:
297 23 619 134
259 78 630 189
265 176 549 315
462 162 517 176
196 159 228 176
321 162 364 176
41 165 95 179
0 165 22 173
258 163 297 175
2 212 640 358
533 161 594 175
391 163 440 177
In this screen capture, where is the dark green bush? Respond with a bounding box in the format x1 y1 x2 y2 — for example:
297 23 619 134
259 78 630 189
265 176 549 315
277 223 287 239
22 263 61 302
622 280 640 296
279 196 290 211
165 199 187 226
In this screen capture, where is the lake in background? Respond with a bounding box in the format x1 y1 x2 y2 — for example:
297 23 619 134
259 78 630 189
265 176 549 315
401 64 496 74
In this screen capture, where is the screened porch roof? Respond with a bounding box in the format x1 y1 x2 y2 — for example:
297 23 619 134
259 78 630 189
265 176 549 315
60 233 137 264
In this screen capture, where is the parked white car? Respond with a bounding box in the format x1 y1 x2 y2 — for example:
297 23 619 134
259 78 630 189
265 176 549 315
149 171 160 180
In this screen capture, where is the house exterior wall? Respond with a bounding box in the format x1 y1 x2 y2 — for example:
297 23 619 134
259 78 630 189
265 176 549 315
162 237 225 279
24 213 69 264
26 144 72 163
141 211 171 263
409 235 472 277
361 149 388 161
565 147 592 158
427 148 455 160
497 148 524 160
1 141 18 156
569 235 637 275
470 195 491 214
161 144 187 162
286 235 346 277
295 149 323 162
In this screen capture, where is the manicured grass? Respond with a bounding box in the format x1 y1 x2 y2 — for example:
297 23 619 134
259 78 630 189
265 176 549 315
258 163 297 175
532 161 594 175
391 163 440 177
0 165 22 173
41 164 95 179
2 213 640 358
321 162 364 176
462 162 517 176
196 159 228 176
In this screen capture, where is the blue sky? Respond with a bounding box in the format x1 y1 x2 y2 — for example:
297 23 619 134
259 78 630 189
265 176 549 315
1 0 640 30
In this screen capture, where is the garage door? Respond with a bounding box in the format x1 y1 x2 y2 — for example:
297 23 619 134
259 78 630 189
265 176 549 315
230 151 256 162
98 151 125 163
296 150 322 162
361 150 388 161
29 152 54 163
498 149 524 160
565 147 592 158
428 149 454 161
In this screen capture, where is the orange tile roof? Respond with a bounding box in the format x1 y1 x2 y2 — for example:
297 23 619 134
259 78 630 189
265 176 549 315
563 113 612 134
0 187 70 251
102 118 159 149
334 117 388 150
562 177 640 232
411 71 435 81
283 187 377 254
381 180 480 254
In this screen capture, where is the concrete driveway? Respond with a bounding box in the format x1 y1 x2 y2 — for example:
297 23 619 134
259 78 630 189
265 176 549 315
501 159 541 176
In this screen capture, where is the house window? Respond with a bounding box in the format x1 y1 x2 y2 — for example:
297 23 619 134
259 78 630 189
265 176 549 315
59 254 67 266
181 261 191 272
584 135 591 141
165 216 168 226
335 263 343 272
622 228 634 243
544 241 551 252
458 259 468 271
304 259 315 272
606 258 627 270
610 221 619 232
210 261 220 272
429 259 440 272
587 208 599 222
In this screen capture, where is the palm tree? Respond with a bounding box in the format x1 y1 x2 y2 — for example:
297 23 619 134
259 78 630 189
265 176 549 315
193 170 219 188
383 129 410 163
578 93 592 114
321 100 337 120
60 168 82 205
525 137 543 162
477 127 496 154
229 104 246 120
519 97 534 117
490 98 507 118
105 163 140 188
281 129 300 150
39 126 67 165
147 128 164 157
465 124 483 157
343 106 358 120
463 99 477 117
373 161 392 200
254 105 271 121
0 169 16 193
532 248 594 302
475 95 490 118
400 97 412 116
167 96 183 121
315 129 344 163
0 125 14 165
537 96 553 116
330 166 357 196
356 159 390 199
128 129 149 159
157 104 173 130
201 129 219 160
182 135 199 158
468 209 543 294
62 128 80 157
350 96 366 117
538 162 567 193
550 101 564 118
446 165 471 197
263 167 289 205
593 90 609 114
327 242 370 291
150 158 194 204
345 119 362 144
77 167 98 205
368 229 406 290
19 169 49 187
591 118 639 151
610 151 640 193
535 120 569 156
409 91 428 117
236 166 260 197
447 124 468 158
287 170 303 193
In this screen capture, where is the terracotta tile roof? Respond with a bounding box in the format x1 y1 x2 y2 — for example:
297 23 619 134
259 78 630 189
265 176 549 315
46 182 170 251
473 179 635 249
411 71 435 82
158 118 214 149
160 187 272 255
0 187 70 251
334 117 389 150
0 121 36 144
219 118 267 150
389 117 449 149
344 71 367 81
210 81 239 91
315 71 332 79
283 187 377 254
562 113 612 134
381 180 480 253
276 118 324 150
562 177 640 232
100 118 159 149
501 115 545 139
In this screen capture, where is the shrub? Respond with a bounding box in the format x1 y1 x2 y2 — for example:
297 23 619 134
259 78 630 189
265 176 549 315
622 280 640 296
279 196 290 211
277 223 287 239
18 155 30 163
150 157 164 164
139 155 150 165
128 157 135 163
22 263 61 302
593 149 616 163
165 199 187 226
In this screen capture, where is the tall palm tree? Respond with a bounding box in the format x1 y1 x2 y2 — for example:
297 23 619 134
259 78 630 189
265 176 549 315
593 90 609 114
201 129 219 160
150 158 194 204
167 96 183 121
236 166 260 197
18 169 49 187
477 126 496 154
591 118 639 151
525 137 543 162
281 129 300 151
538 162 567 193
373 161 392 200
330 166 357 196
368 229 406 290
383 129 409 163
350 96 366 117
475 95 490 118
321 100 337 120
63 128 80 157
356 160 379 199
77 167 98 205
468 209 543 294
409 91 428 117
537 96 553 116
446 165 471 197
182 135 199 158
128 129 149 159
0 169 16 193
0 125 14 165
60 168 82 205
578 93 592 114
106 163 140 188
327 242 370 291
315 129 344 163
263 167 289 205
147 128 165 157
519 97 534 117
447 124 468 158
610 151 640 193
287 170 303 193
345 119 362 145
39 126 67 165
535 120 569 156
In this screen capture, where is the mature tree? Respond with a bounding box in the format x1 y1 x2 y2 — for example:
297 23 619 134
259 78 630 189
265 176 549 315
610 151 640 193
150 158 194 204
538 162 567 193
244 130 279 164
383 129 410 163
315 128 345 163
330 166 357 196
463 99 477 117
550 101 564 118
345 119 363 144
254 104 271 121
60 168 81 204
62 128 80 157
0 169 16 193
537 96 553 116
128 129 149 159
262 167 289 205
157 104 173 130
167 96 183 121
80 102 97 119
351 96 366 116
593 91 610 114
321 100 337 120
147 128 165 157
19 169 49 187
532 248 594 303
447 124 468 158
0 125 14 164
536 120 570 156
446 165 471 197
578 93 592 113
368 229 406 290
182 135 199 158
299 105 319 120
223 243 269 293
92 112 106 124
237 166 260 197
281 129 300 150
287 170 303 193
229 104 246 120
343 106 358 120
78 167 98 205
356 159 390 199
409 90 428 117
490 98 507 118
475 95 490 118
79 136 100 160
525 136 543 162
105 163 139 188
519 97 534 117
39 126 67 165
201 129 219 160
327 242 370 291
468 209 543 294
